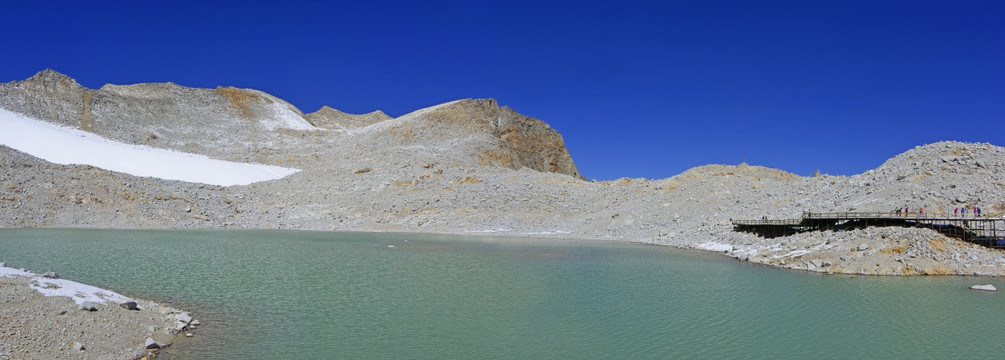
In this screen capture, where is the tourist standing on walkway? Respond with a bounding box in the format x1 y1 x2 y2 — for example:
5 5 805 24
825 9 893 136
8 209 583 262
954 207 959 216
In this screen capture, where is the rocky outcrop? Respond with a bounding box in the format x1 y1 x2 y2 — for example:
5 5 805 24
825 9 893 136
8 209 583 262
493 106 580 178
0 69 87 129
391 99 582 178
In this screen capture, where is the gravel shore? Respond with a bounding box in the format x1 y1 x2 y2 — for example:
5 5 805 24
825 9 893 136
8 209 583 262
0 265 196 360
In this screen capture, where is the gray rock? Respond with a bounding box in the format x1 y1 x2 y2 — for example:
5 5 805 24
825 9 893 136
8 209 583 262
190 319 201 326
78 302 97 311
41 271 59 279
119 301 138 310
72 341 85 351
177 313 193 324
970 284 997 292
857 244 869 251
0 262 6 267
145 337 160 349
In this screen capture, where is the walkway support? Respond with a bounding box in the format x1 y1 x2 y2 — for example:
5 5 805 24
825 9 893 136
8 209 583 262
732 212 1005 249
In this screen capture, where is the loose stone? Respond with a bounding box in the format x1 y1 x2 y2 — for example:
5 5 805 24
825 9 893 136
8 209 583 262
79 302 97 311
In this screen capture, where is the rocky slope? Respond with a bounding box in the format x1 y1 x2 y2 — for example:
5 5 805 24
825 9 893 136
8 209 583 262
2 69 1004 277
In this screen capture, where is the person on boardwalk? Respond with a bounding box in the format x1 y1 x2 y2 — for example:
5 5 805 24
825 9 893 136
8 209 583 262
920 208 925 217
895 207 902 216
904 206 909 216
954 207 959 216
975 206 979 217
977 207 982 217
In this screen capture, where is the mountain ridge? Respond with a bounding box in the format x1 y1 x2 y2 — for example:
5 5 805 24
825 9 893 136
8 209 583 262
0 69 581 178
2 70 1004 277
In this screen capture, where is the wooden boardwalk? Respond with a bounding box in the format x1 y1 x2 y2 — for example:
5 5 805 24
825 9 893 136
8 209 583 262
732 212 1005 248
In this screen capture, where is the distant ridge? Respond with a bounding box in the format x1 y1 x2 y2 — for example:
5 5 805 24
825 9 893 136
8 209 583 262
0 69 582 178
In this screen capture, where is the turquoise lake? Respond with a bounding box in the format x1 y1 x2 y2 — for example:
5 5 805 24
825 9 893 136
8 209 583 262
1 229 1003 359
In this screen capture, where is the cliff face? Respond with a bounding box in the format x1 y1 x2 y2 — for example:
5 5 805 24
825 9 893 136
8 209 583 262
389 99 582 178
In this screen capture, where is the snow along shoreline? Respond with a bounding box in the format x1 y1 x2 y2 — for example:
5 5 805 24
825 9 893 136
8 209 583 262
0 262 199 358
0 107 300 186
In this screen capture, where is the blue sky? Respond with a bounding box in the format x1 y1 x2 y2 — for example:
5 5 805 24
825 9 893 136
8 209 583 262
3 1 1003 180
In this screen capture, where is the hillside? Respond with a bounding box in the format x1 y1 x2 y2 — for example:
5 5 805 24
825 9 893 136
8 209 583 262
2 70 1004 276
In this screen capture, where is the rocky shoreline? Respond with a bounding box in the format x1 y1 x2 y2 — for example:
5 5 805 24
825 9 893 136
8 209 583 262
0 263 199 360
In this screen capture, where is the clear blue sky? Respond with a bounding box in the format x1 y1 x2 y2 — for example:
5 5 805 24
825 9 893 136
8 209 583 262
3 1 1003 180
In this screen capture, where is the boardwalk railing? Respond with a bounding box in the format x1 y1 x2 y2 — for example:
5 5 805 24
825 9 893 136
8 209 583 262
731 212 1005 249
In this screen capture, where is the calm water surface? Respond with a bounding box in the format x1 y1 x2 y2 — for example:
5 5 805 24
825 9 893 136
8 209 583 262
1 229 1003 359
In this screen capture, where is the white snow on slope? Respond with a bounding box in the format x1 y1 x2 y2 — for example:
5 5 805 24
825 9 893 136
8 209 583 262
0 266 132 306
0 107 300 186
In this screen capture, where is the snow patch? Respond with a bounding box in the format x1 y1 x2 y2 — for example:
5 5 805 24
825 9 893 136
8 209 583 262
0 107 300 186
696 242 733 252
0 267 132 306
521 230 572 235
462 228 510 233
265 102 317 131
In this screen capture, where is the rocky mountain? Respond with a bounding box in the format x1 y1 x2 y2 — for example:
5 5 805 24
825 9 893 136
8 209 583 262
0 70 580 177
2 70 1003 276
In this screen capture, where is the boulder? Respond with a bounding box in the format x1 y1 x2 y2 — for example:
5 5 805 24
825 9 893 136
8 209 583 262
177 313 193 324
72 341 85 351
145 337 160 349
41 271 59 279
120 301 138 310
78 302 97 311
970 284 998 292
0 262 6 267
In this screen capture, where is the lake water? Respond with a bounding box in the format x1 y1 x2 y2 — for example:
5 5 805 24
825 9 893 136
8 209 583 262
1 229 1003 359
